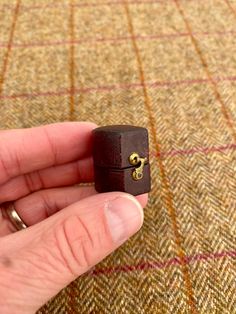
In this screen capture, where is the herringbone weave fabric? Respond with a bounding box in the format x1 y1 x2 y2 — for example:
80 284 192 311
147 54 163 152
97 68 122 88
0 0 236 313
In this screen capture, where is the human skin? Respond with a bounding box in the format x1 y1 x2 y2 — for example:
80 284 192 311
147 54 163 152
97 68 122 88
0 122 148 314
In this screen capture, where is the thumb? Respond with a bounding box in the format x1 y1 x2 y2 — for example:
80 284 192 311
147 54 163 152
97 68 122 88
0 192 144 314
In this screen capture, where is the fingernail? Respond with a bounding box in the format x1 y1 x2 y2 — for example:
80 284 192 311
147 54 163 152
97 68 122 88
104 195 144 244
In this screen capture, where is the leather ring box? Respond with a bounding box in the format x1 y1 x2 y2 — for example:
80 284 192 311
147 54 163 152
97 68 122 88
92 125 151 196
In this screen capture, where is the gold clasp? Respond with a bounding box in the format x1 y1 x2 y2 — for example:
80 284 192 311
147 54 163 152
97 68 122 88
129 152 147 180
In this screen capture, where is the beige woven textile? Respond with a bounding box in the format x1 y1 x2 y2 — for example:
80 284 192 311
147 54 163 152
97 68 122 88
0 0 236 313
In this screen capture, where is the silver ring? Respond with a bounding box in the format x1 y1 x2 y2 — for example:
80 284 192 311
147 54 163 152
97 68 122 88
4 203 27 231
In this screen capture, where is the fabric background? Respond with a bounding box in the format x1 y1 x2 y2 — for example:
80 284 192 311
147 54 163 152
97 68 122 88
1 0 236 313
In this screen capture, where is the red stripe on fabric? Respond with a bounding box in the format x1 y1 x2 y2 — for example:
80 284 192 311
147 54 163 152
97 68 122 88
0 30 235 49
90 250 236 276
88 251 236 276
155 143 236 158
0 89 70 99
0 0 164 12
1 75 236 100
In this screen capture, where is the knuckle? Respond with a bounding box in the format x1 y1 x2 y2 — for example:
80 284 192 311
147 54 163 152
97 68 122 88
0 145 19 181
74 160 82 182
23 173 39 193
23 170 45 193
42 126 58 164
0 157 10 182
54 215 99 275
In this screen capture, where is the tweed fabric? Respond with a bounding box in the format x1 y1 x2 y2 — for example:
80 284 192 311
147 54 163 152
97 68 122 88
0 0 236 313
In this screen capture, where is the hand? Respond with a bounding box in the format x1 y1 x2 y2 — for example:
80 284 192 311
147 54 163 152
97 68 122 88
0 122 147 314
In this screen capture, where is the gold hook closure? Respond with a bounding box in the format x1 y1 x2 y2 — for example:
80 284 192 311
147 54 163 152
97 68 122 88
129 152 147 180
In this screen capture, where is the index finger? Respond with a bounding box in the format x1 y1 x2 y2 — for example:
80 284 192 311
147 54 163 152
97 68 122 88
0 121 97 185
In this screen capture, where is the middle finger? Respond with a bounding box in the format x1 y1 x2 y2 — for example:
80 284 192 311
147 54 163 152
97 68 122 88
0 156 94 203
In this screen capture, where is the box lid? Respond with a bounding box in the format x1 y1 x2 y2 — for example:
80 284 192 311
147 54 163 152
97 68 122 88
92 125 149 168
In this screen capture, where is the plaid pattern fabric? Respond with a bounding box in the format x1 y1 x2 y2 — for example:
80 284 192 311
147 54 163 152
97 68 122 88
1 0 236 313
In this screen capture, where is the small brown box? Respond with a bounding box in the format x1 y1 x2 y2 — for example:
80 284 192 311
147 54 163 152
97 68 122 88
92 125 151 196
